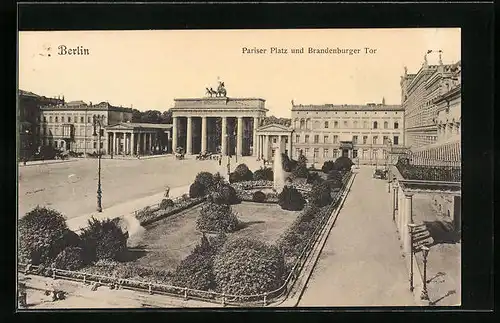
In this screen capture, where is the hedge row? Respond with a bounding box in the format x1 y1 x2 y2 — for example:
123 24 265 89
236 190 279 204
136 196 206 226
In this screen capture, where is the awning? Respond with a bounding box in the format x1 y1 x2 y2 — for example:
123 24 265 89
340 141 353 149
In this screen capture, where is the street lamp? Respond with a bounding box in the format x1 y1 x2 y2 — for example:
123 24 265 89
407 223 417 292
420 246 430 301
92 115 103 212
386 138 392 192
226 133 231 178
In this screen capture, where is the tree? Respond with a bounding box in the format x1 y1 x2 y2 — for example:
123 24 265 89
253 167 274 181
19 207 75 265
334 156 354 172
310 182 333 207
196 202 239 233
321 160 336 173
194 172 215 192
79 217 129 262
189 181 206 198
230 164 253 182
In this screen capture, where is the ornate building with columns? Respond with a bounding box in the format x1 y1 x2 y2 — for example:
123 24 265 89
291 100 404 166
255 124 294 161
170 97 267 157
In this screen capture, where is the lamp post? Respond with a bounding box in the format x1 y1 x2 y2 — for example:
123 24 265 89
92 115 103 212
420 246 430 301
226 133 230 178
408 223 417 292
386 138 392 192
234 129 238 163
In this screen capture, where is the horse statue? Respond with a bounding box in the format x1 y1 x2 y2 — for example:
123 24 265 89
216 81 227 97
206 87 217 97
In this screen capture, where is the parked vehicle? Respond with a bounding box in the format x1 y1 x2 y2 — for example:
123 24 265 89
373 169 387 179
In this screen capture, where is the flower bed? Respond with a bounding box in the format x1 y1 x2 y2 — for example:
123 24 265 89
236 190 279 204
232 180 274 190
136 196 206 226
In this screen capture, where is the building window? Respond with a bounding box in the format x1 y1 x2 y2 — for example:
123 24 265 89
353 121 358 128
383 136 389 145
43 116 47 122
305 135 309 143
68 117 71 123
300 119 305 129
394 122 399 129
334 121 338 128
295 134 300 143
88 117 91 123
323 148 329 158
314 135 319 143
363 136 368 144
393 136 399 145
353 149 358 158
324 121 329 128
100 142 104 149
296 148 301 156
373 121 378 129
373 136 378 145
344 121 348 128
80 116 84 123
272 149 275 157
285 137 288 144
304 148 309 157
363 121 368 129
353 135 358 144
324 135 329 143
332 149 338 158
384 121 388 129
333 135 338 144
55 116 58 122
61 116 65 122
372 149 378 159
313 148 319 158
273 137 277 143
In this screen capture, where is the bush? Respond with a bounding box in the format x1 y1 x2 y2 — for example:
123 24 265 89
326 170 343 189
19 206 73 265
281 153 296 172
160 199 174 209
253 167 274 181
306 172 323 185
212 184 240 205
196 202 239 233
189 181 206 198
334 156 354 172
252 191 267 203
310 182 333 207
321 160 336 173
213 238 285 295
278 186 305 211
79 217 129 262
194 172 215 192
292 164 309 178
53 246 86 271
230 164 253 183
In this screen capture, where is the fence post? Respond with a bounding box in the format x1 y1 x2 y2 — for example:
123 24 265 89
52 267 56 280
221 293 226 306
83 274 86 284
184 287 188 300
263 293 267 306
148 283 153 295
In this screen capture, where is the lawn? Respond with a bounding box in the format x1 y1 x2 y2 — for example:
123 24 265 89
127 201 300 273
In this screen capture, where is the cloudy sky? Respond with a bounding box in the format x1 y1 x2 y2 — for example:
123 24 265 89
19 28 460 117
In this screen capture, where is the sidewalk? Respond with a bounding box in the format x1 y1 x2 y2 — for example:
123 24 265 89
66 184 190 232
297 166 415 306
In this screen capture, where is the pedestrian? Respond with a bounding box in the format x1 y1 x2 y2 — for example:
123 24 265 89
218 155 222 166
164 186 170 198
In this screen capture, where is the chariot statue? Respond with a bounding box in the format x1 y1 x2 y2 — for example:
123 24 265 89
205 81 227 97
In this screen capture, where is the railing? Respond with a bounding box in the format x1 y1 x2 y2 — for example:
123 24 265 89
396 158 461 182
20 173 353 307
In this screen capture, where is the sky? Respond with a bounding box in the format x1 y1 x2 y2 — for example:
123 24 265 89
19 28 460 118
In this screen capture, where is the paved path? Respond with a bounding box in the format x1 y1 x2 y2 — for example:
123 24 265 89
298 166 415 306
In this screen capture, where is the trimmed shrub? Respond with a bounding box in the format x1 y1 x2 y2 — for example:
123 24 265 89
321 160 336 173
19 206 72 265
230 164 253 183
212 184 240 205
194 172 215 191
334 156 354 172
53 246 86 271
252 191 267 203
310 182 333 207
253 167 274 181
160 199 174 209
306 171 323 185
213 238 286 295
292 164 309 178
189 181 206 198
281 153 297 172
196 202 239 233
79 217 129 262
278 187 305 211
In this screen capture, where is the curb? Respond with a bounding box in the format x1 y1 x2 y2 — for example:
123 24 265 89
274 171 357 307
19 159 77 167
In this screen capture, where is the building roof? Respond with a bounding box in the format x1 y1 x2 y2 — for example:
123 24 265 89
19 90 41 98
256 123 293 133
106 122 172 130
292 103 403 111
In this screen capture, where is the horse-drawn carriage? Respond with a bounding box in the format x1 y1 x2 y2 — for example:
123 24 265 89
373 168 388 179
175 147 185 160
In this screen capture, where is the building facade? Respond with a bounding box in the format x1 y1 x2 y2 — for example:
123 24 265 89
400 51 461 150
18 90 64 158
255 124 294 162
291 100 404 166
170 96 268 157
39 100 133 154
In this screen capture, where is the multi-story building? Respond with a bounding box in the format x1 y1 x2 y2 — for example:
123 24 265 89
39 100 133 154
291 99 404 166
400 51 461 150
18 90 64 159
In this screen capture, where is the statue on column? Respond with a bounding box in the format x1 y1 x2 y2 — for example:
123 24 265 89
216 81 227 97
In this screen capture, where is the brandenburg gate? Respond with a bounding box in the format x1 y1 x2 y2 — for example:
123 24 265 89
170 83 268 157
